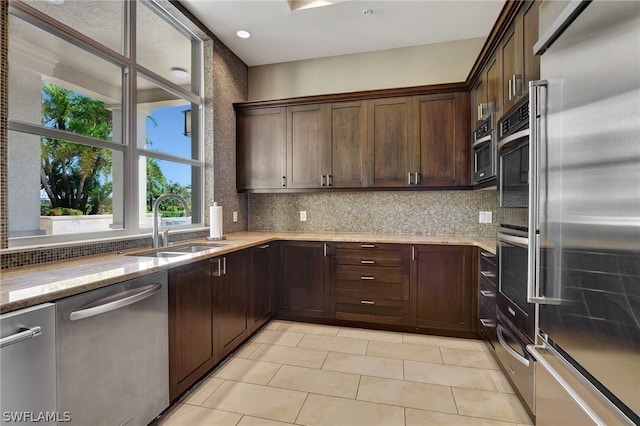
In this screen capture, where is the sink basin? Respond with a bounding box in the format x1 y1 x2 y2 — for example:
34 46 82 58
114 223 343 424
127 243 229 258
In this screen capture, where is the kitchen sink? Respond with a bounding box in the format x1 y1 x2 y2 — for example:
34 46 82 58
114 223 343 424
127 243 229 258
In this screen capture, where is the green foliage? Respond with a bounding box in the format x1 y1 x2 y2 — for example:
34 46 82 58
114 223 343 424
40 206 84 216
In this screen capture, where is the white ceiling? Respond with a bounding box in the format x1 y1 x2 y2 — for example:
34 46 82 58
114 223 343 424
179 0 506 67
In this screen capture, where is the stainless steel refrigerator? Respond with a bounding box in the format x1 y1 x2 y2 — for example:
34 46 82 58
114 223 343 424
525 0 640 424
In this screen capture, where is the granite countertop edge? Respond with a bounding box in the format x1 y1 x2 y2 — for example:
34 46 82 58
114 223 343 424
1 231 496 314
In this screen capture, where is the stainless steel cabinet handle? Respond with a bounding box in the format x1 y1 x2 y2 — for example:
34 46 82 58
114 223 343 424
361 244 375 248
258 244 270 249
213 258 223 276
527 344 606 425
323 243 328 257
327 174 332 187
360 300 375 305
508 77 513 100
222 257 227 275
320 175 326 187
0 326 43 348
282 176 286 187
69 283 161 321
360 276 375 280
360 260 375 264
479 319 495 328
407 172 413 185
480 290 495 297
480 251 495 258
480 271 496 278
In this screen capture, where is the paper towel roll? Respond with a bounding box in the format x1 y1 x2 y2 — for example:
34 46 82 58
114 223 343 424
209 202 223 239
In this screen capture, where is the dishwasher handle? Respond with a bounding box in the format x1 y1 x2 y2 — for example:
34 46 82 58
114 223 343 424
69 283 162 321
0 326 43 348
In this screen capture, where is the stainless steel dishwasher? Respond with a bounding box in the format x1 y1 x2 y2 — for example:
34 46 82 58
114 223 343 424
1 303 57 426
56 271 169 426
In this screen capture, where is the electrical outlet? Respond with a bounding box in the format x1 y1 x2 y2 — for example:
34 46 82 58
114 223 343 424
300 211 307 222
232 211 238 222
479 211 493 223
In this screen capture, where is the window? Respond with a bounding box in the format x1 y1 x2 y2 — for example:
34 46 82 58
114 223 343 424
7 0 203 245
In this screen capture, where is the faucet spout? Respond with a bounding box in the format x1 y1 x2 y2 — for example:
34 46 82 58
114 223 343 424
152 194 190 248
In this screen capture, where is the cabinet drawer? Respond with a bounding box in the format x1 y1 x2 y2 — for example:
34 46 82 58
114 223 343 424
479 251 497 275
335 249 403 267
335 289 407 323
336 278 406 295
336 265 403 283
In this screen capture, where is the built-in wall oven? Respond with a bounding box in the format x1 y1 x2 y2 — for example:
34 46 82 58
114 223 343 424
473 114 496 184
498 97 530 208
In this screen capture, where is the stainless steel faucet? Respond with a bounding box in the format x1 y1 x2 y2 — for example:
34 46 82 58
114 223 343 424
152 194 190 248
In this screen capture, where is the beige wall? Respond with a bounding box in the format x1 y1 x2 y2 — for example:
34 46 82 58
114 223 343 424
248 37 484 101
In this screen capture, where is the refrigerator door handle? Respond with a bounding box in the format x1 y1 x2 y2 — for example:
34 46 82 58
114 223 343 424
526 344 607 425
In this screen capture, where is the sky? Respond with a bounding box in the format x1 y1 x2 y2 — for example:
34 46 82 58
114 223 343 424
145 105 194 186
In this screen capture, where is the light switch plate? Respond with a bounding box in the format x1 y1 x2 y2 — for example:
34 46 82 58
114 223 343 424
479 211 492 223
300 211 307 222
232 211 238 222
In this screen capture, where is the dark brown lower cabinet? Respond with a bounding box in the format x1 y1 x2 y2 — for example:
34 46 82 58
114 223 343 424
214 250 249 359
278 241 330 319
249 242 277 333
168 259 216 401
410 245 476 332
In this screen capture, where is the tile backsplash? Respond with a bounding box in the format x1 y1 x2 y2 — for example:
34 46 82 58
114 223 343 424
248 190 498 237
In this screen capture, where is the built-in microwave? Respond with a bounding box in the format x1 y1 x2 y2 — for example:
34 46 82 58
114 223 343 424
473 115 496 184
498 97 530 208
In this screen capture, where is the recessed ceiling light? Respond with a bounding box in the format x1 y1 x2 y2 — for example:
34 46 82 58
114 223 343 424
170 67 189 78
236 30 252 39
362 8 373 16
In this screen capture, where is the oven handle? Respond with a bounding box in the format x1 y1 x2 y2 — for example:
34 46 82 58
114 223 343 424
497 128 529 152
497 324 530 367
472 133 492 148
498 232 528 249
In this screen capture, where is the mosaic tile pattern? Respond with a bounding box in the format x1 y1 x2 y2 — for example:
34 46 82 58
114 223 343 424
1 1 8 249
212 39 249 236
248 190 498 237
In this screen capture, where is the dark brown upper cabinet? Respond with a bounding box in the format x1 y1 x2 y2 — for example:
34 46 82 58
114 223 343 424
236 107 286 191
286 104 326 189
412 92 470 187
367 97 414 188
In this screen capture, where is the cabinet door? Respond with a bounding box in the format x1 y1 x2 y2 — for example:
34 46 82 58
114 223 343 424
214 251 249 358
326 100 368 188
249 242 276 332
236 107 286 191
471 76 488 128
278 241 329 319
367 97 413 187
413 92 470 187
522 0 540 87
168 260 215 401
410 245 474 331
287 104 326 188
486 53 502 123
501 20 523 112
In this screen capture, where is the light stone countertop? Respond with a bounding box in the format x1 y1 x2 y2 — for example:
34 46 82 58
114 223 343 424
0 231 496 314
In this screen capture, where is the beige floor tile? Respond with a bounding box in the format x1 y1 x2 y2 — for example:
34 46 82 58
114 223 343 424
265 321 285 330
182 376 226 406
251 329 304 347
247 343 328 369
322 352 404 379
296 394 404 426
405 408 519 426
233 342 262 359
441 347 500 370
337 327 403 343
158 403 242 426
202 381 307 423
402 333 484 351
237 416 295 426
297 334 368 355
367 340 443 364
269 365 360 398
404 360 497 391
357 376 457 414
488 369 515 394
274 321 340 336
213 358 281 385
452 388 532 424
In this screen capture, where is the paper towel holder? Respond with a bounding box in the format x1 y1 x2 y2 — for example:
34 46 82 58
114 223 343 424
207 235 226 241
207 201 226 241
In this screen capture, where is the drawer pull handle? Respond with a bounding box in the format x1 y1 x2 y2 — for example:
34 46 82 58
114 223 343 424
480 290 495 298
480 271 496 278
480 319 495 328
360 260 375 264
361 276 375 280
361 244 376 248
481 252 495 258
360 300 375 305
